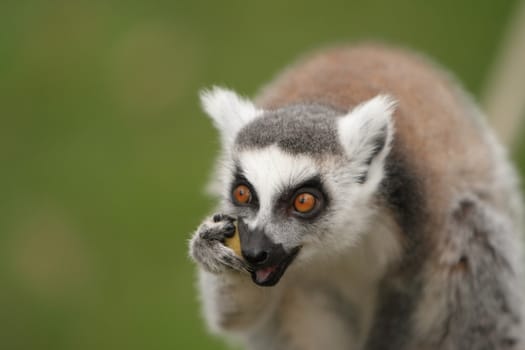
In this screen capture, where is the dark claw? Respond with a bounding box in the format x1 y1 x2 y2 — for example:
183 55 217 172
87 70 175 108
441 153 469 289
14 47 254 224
223 223 236 237
213 214 224 223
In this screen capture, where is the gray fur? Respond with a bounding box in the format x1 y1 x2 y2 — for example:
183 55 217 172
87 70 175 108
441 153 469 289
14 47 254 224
236 104 344 156
189 215 249 273
411 197 524 349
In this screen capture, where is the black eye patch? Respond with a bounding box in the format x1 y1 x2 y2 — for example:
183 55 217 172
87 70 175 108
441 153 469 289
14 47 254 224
230 169 260 209
274 175 328 219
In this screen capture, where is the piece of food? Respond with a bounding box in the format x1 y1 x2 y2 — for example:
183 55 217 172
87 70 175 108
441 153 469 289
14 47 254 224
224 220 242 257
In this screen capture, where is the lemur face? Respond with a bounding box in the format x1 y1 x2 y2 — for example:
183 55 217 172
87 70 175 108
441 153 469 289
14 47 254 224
201 87 395 286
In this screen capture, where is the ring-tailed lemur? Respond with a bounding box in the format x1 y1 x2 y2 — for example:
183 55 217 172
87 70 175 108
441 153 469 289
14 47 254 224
189 44 525 350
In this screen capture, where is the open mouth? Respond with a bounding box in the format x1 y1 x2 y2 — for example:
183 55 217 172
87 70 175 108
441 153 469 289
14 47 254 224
250 247 300 287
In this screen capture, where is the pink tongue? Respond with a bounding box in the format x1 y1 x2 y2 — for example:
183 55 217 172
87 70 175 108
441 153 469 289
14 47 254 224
255 266 277 283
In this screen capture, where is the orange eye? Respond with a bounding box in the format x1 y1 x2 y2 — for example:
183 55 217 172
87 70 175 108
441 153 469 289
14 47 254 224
293 193 317 213
233 185 252 204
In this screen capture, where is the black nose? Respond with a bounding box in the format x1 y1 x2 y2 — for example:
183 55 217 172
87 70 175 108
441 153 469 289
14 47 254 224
237 219 280 266
242 249 269 265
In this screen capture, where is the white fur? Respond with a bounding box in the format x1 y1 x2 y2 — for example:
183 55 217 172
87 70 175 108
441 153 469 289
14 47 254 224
227 144 394 258
234 146 319 245
278 212 402 350
200 87 263 147
337 95 396 191
198 155 403 347
237 147 317 214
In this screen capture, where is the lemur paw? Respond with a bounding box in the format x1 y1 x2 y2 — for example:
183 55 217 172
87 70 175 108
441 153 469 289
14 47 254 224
190 214 248 273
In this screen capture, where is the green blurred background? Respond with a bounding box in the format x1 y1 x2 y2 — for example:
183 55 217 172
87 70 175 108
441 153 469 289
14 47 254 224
1 0 524 349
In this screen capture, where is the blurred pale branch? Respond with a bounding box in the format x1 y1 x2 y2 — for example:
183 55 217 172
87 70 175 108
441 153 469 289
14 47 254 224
482 0 525 147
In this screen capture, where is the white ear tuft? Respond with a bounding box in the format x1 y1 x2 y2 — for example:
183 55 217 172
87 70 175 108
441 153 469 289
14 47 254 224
338 94 397 183
200 86 263 147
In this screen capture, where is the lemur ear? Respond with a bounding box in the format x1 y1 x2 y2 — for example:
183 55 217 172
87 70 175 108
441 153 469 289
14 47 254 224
337 95 397 184
200 86 263 147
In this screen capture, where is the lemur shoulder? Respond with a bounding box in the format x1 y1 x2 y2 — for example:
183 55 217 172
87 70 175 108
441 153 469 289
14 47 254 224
189 44 525 350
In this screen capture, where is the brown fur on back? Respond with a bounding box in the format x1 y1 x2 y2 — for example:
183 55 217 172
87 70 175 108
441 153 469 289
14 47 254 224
255 44 507 231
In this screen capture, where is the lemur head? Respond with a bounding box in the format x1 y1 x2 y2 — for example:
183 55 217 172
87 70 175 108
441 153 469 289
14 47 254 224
201 87 396 286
